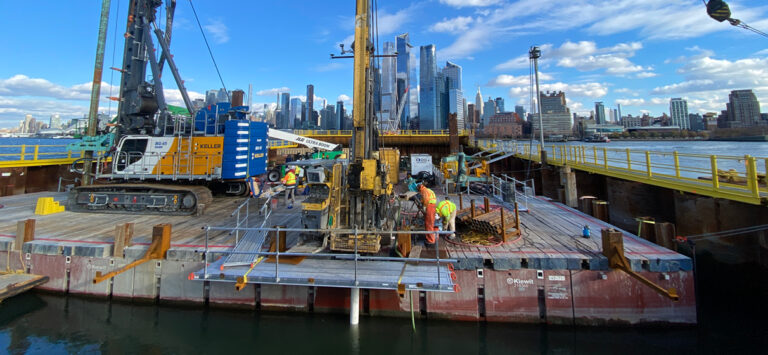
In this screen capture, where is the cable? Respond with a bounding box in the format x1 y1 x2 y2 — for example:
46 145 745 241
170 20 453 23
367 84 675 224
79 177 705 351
107 0 121 117
684 223 768 240
188 0 229 102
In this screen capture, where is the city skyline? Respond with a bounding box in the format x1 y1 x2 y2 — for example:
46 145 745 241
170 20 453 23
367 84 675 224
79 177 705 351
1 1 768 129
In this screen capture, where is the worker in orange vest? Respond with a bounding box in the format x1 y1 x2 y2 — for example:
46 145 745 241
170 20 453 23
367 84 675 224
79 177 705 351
418 184 437 246
437 197 457 239
281 168 297 208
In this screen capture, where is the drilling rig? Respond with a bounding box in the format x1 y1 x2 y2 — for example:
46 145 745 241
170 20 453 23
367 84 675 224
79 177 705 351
326 0 400 253
68 0 268 215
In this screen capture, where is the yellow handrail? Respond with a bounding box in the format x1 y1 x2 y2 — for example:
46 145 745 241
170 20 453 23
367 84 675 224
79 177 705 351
477 139 768 206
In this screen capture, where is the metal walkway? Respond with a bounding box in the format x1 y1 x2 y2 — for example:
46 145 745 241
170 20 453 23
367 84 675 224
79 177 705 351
478 139 768 206
194 256 455 292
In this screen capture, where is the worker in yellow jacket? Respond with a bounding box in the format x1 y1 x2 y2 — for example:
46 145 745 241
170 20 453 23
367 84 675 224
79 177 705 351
437 197 457 239
281 168 297 208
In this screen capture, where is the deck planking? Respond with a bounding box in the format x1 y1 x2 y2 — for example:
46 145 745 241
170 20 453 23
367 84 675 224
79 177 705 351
0 188 691 273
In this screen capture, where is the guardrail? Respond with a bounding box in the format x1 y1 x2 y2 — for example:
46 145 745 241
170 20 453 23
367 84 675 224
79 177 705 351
478 139 768 206
0 144 91 168
290 129 472 137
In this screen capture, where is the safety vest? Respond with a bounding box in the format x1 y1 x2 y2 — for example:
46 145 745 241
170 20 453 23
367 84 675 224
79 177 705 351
437 200 456 218
422 188 436 206
282 171 296 186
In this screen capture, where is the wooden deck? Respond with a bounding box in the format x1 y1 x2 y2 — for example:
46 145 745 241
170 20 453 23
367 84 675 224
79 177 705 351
0 273 48 301
0 189 690 273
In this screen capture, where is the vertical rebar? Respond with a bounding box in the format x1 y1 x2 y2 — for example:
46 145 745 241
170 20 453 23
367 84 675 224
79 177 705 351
83 0 111 186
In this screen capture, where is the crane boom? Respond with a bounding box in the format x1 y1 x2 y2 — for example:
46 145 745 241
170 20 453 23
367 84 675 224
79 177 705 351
267 129 341 151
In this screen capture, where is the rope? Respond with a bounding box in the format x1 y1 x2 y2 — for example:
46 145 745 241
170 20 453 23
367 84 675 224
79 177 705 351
188 0 229 102
409 290 416 332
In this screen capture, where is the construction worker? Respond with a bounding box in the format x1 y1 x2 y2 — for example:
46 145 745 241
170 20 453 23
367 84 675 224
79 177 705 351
281 168 297 208
418 183 437 246
437 197 457 239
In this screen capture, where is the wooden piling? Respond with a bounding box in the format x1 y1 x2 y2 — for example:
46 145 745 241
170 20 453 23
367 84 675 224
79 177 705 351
14 219 35 251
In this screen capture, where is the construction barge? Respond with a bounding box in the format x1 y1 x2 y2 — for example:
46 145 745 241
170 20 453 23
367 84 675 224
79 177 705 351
0 188 695 326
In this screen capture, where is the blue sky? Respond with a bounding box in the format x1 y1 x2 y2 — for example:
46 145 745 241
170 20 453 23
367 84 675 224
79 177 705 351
1 0 768 128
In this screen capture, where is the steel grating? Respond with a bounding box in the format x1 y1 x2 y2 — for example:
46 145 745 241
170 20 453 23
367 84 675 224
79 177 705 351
221 229 270 267
192 257 456 292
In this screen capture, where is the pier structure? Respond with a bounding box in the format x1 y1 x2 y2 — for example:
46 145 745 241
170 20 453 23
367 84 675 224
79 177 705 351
0 188 695 325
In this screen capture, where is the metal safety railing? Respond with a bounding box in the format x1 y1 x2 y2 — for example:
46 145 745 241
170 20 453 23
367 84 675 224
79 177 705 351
489 174 535 211
290 129 472 137
95 150 220 180
197 196 456 291
478 139 768 206
0 144 94 168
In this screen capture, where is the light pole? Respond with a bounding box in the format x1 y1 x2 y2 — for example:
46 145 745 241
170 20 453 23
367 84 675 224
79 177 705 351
529 46 544 145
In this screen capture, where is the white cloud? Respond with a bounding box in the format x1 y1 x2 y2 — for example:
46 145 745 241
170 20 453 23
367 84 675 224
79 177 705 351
204 19 229 44
439 0 500 7
615 98 645 106
0 74 116 100
438 0 768 60
486 73 553 87
494 40 649 77
509 82 608 99
255 87 290 96
337 94 351 102
429 16 474 33
636 72 657 78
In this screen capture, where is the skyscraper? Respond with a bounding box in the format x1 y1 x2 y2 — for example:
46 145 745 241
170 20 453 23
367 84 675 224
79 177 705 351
419 44 438 130
379 41 398 131
290 98 303 127
535 91 573 137
49 114 61 129
495 97 505 113
482 97 495 129
617 103 623 124
335 100 345 131
594 102 606 124
669 98 689 130
305 84 314 126
280 93 291 129
515 105 526 121
727 89 761 127
443 61 464 129
475 87 483 118
396 33 412 130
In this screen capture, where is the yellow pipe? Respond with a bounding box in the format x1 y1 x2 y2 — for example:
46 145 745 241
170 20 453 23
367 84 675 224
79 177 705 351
33 146 39 161
603 147 608 169
626 148 631 170
710 155 719 189
746 156 760 198
20 145 26 161
645 151 652 178
673 151 681 179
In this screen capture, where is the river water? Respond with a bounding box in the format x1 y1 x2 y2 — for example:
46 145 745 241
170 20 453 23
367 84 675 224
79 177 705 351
0 292 763 354
1 138 766 353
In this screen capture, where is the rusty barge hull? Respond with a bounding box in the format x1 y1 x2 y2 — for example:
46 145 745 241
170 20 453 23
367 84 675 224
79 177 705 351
0 192 695 326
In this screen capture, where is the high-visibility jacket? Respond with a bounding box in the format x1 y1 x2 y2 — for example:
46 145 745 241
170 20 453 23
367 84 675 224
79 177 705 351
437 200 456 218
420 187 436 206
282 171 297 186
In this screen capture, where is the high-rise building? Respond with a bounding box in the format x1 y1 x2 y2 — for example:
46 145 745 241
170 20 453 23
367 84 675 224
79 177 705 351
467 103 477 129
379 41 398 131
726 89 762 127
495 97 505 113
290 98 303 127
216 88 229 104
419 44 438 130
49 114 61 129
515 105 526 121
396 33 412 130
280 93 291 129
475 87 483 118
320 105 336 130
594 102 606 124
482 97 496 129
436 71 449 130
443 61 464 130
669 98 689 130
617 104 623 124
205 90 218 106
612 109 619 123
534 91 573 137
305 84 314 126
335 101 345 131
